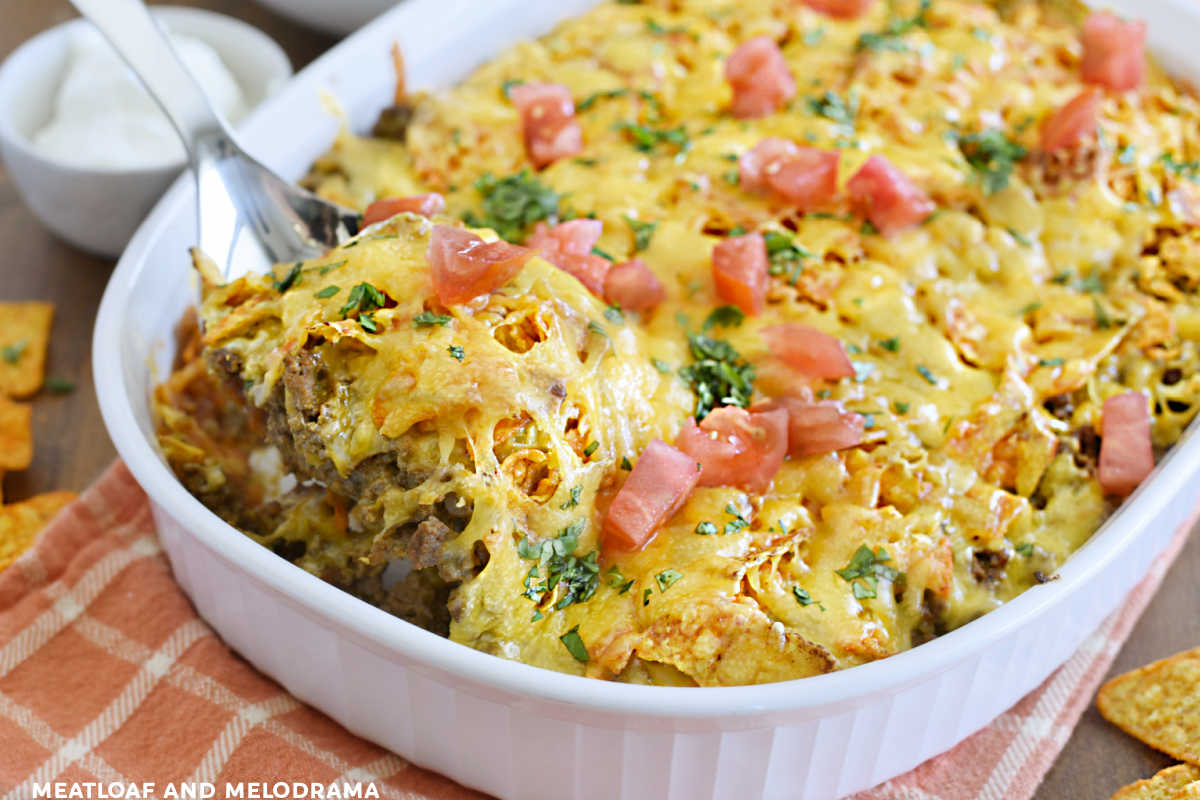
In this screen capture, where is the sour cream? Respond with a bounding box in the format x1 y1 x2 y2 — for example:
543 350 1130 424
32 28 246 170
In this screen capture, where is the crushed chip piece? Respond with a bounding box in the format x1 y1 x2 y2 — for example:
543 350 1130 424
0 491 76 571
0 302 53 398
1099 647 1200 766
0 396 33 471
1110 764 1200 800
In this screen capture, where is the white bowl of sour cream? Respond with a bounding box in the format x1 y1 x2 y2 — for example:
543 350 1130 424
0 7 291 258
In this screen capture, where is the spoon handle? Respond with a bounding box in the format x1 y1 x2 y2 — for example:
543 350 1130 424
67 0 229 165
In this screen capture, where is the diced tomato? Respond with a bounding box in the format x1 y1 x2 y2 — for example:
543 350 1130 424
846 155 935 236
739 139 839 211
528 219 611 295
1080 12 1146 92
725 36 796 119
761 323 855 380
1098 391 1155 496
508 82 584 168
800 0 875 19
1041 89 1102 152
602 439 700 551
362 193 446 225
604 258 666 311
766 148 840 212
712 233 769 315
426 225 536 306
739 138 799 193
674 406 788 492
756 396 865 456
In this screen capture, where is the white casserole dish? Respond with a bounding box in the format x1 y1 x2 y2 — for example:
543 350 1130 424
93 1 1200 797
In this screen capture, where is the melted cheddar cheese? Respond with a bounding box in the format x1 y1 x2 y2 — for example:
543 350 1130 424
156 0 1200 685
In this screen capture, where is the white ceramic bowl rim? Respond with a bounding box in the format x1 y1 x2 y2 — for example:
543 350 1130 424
0 6 291 177
94 0 1200 721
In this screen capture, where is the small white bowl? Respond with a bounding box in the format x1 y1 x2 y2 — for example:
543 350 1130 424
0 7 292 259
253 0 397 36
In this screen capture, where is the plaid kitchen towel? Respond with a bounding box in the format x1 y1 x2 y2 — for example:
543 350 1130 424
0 461 1194 799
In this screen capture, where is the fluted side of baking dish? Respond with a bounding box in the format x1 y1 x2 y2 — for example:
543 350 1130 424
96 0 1200 796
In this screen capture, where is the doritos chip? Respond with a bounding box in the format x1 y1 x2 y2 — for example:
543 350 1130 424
0 302 54 398
0 490 75 571
1110 764 1200 800
1099 647 1200 767
0 396 33 471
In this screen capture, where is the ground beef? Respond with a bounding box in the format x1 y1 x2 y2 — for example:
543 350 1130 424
1074 424 1101 470
971 549 1010 583
371 102 416 141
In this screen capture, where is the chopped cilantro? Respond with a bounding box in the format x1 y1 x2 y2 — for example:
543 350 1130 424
561 486 582 509
588 321 608 338
358 313 378 333
862 412 876 430
723 503 749 536
643 587 653 606
272 262 302 293
878 337 900 352
645 17 692 37
577 88 627 111
625 216 658 251
1117 144 1137 165
806 90 858 128
1 340 27 365
448 344 465 361
956 129 1027 194
695 521 718 536
701 305 745 331
462 171 559 242
1076 272 1105 293
604 306 625 324
764 230 812 284
315 285 340 299
518 521 600 612
45 377 75 395
655 568 683 592
1093 297 1113 329
339 282 387 317
615 121 690 154
652 358 672 375
855 0 930 53
1015 542 1035 557
836 545 904 600
916 364 939 386
1008 228 1033 247
803 27 825 46
894 401 910 414
500 78 524 98
1038 357 1065 368
414 311 452 327
591 245 616 262
560 626 589 662
1018 302 1042 315
793 587 825 610
1160 152 1200 180
678 332 756 419
317 260 346 276
583 440 599 457
620 456 633 470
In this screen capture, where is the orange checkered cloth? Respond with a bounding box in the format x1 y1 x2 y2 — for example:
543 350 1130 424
0 462 1193 799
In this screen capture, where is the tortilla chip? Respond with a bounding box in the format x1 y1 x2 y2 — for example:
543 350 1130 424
0 491 75 571
0 301 53 398
0 396 33 471
1111 764 1200 800
1099 647 1200 766
1174 779 1200 799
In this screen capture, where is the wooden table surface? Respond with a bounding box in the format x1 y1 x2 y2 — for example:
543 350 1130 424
2 2 1196 797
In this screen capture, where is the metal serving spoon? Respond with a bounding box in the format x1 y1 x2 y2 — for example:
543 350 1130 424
68 0 360 279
